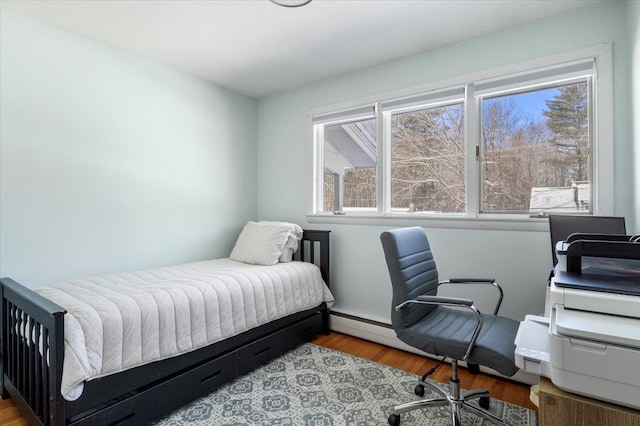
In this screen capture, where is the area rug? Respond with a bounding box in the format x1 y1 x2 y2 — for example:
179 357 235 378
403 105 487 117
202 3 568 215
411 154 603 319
155 343 537 425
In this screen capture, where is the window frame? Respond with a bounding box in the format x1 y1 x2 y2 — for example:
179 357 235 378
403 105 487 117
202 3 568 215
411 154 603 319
476 76 594 215
313 109 378 215
308 43 613 231
384 96 467 215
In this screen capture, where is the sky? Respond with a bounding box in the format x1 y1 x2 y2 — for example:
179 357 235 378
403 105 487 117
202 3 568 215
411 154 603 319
516 87 562 121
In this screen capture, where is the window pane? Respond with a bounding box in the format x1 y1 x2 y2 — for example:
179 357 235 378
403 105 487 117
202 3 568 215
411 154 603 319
480 81 590 213
321 118 377 212
390 103 465 213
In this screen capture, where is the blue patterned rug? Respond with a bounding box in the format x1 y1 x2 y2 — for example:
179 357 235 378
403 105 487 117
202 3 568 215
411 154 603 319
155 343 537 425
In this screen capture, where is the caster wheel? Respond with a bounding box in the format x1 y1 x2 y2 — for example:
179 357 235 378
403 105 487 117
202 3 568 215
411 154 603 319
479 396 490 409
388 413 401 426
414 384 425 397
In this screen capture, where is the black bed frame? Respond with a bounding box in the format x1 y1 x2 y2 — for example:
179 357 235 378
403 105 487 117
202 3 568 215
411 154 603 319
1 229 330 426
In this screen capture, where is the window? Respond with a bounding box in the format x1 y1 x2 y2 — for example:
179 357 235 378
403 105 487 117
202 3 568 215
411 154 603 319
310 44 613 225
479 80 591 214
321 117 377 212
390 102 465 214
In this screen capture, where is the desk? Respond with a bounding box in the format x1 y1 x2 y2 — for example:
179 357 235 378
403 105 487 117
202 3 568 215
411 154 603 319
538 378 640 426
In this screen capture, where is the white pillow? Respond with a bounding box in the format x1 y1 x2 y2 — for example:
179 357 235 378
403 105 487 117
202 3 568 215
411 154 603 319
230 221 291 266
260 221 303 262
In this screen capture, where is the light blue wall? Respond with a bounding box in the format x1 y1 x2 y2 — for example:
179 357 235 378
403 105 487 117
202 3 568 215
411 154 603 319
0 11 258 287
630 0 640 229
1 3 636 318
257 1 636 322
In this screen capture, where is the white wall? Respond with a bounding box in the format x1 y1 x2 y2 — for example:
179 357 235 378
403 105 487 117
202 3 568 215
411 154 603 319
257 1 636 324
0 11 258 287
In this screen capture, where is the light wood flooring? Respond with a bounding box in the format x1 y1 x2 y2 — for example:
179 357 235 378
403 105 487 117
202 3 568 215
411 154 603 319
0 331 536 425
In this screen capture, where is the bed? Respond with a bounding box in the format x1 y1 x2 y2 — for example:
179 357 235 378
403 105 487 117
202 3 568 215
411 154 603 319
1 228 331 426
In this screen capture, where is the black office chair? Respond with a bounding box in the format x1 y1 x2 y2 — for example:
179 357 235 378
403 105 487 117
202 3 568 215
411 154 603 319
380 227 520 426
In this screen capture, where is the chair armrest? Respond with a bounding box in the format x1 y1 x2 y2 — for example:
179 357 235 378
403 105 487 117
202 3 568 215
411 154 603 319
448 278 495 284
395 296 483 361
439 278 504 315
417 295 473 306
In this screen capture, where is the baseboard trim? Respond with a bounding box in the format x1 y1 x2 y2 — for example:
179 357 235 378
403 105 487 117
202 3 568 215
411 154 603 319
329 312 538 386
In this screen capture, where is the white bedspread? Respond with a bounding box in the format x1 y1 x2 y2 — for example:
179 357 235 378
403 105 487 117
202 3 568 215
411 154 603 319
35 258 333 401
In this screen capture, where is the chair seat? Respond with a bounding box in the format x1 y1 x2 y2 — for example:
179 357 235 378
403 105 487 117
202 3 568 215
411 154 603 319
397 306 519 377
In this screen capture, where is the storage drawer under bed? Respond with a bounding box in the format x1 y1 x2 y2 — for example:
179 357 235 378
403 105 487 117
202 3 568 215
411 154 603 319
68 310 324 425
68 349 239 426
238 311 323 375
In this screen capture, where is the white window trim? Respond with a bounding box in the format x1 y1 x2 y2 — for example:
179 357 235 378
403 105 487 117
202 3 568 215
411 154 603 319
465 83 480 218
307 43 613 231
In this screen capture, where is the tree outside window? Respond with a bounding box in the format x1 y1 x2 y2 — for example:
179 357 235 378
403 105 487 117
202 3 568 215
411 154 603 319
481 81 590 213
312 48 608 219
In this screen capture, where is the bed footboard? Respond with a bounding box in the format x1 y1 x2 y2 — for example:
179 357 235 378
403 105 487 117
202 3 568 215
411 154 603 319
1 277 66 426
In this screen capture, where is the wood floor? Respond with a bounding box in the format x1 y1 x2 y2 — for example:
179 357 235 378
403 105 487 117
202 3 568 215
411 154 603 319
0 396 28 426
0 332 536 425
312 332 538 411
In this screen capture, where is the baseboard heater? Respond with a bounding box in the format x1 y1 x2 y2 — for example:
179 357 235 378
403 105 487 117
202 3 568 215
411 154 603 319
330 310 392 328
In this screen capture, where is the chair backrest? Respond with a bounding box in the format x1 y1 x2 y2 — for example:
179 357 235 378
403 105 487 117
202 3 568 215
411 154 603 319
548 215 626 266
380 227 439 329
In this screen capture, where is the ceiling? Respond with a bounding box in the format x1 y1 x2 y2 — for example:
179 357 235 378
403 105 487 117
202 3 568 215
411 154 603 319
0 0 600 98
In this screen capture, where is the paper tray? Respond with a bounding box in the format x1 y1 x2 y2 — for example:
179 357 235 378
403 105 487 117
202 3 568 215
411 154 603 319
514 315 550 376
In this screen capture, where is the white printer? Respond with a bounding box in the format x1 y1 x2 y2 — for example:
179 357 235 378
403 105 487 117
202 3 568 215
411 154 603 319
515 233 640 410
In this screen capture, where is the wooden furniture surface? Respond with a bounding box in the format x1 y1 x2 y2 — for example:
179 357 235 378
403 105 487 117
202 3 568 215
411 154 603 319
539 377 640 426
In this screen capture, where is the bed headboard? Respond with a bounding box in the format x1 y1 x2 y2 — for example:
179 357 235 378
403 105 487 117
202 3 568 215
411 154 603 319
297 230 330 288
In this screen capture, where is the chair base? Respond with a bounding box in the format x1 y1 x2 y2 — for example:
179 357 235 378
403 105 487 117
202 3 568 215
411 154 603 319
388 360 512 426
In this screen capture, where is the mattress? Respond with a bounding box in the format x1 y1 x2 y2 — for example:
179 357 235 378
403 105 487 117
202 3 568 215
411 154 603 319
35 258 333 401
